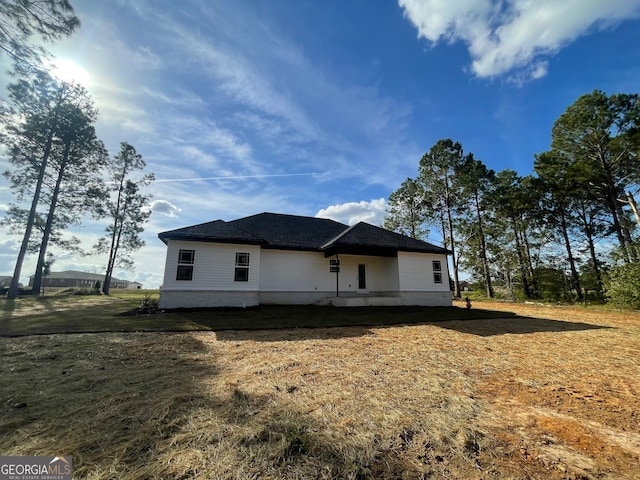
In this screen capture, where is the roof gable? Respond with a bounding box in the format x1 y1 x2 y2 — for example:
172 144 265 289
322 222 449 256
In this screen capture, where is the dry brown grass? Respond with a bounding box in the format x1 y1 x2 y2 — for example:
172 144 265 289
1 301 639 479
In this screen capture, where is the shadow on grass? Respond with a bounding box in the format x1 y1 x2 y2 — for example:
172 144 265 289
426 316 610 337
0 333 449 479
1 302 611 339
179 305 611 340
0 333 219 478
213 315 611 341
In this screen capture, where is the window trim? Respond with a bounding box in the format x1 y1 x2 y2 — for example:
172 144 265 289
432 260 443 284
176 249 195 281
179 249 195 265
235 252 250 266
234 267 249 282
234 252 250 282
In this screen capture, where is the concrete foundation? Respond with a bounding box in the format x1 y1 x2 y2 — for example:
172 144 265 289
158 290 259 309
159 289 452 309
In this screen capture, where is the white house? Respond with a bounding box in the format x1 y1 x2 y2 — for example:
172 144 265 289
158 212 452 308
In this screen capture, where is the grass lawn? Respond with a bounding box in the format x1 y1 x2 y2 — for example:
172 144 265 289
1 291 523 336
1 293 639 479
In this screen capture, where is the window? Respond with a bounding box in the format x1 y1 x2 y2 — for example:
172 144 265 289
179 249 195 264
176 249 195 281
432 260 442 284
235 252 250 282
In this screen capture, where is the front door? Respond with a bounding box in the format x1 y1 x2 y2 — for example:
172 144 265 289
358 264 366 290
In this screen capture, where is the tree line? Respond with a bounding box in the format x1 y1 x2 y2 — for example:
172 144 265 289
1 1 154 299
384 91 640 306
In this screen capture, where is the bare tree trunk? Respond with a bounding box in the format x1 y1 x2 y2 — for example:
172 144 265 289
616 197 637 262
31 141 70 295
474 192 493 298
521 227 540 298
102 160 130 295
577 199 604 296
558 205 583 301
512 221 531 298
627 191 640 229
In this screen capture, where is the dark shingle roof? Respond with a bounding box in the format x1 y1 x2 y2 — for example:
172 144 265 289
158 212 449 255
323 222 449 255
228 213 347 249
157 219 264 245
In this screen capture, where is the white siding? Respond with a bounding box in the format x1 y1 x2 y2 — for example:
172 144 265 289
258 250 400 293
259 250 333 291
162 240 261 291
382 257 401 291
397 252 451 292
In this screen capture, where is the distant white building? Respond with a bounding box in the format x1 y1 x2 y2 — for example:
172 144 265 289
28 270 143 290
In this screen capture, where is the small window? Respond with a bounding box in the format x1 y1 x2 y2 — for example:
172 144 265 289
234 268 249 282
176 249 195 281
236 252 250 266
433 260 442 284
179 249 195 264
235 252 250 282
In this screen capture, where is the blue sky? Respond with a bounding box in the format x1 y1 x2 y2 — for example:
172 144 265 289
1 0 640 288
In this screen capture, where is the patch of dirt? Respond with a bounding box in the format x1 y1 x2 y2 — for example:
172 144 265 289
478 381 640 479
471 301 640 480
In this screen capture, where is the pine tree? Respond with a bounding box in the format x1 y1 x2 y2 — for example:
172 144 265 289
383 177 430 240
30 90 107 294
96 142 154 295
419 139 465 297
0 0 79 66
551 90 639 263
2 71 95 298
455 154 495 298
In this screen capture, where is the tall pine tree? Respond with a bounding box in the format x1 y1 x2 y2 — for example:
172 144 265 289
2 71 96 298
419 139 465 297
96 142 154 295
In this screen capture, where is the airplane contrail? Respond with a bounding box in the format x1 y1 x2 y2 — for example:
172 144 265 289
152 172 325 183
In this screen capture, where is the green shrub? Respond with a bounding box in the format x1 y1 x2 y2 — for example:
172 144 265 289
534 267 573 303
604 262 640 309
138 294 159 313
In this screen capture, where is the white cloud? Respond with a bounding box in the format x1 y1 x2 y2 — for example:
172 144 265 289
153 10 320 141
131 46 163 70
154 116 256 174
142 87 205 109
399 0 640 80
178 146 218 171
147 199 180 217
315 199 388 226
